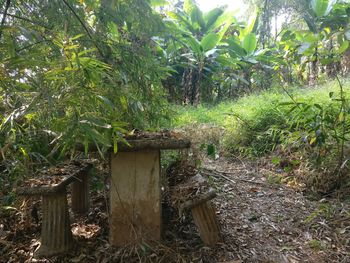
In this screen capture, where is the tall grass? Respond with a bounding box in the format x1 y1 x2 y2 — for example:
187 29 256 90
172 79 350 156
172 81 344 129
171 79 350 192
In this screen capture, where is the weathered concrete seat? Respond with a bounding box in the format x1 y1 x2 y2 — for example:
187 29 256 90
180 190 221 246
16 162 92 257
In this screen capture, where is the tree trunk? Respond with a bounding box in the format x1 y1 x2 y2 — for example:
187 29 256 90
243 69 252 92
35 190 73 257
341 47 350 76
217 83 222 103
192 67 201 106
325 39 339 79
259 0 271 49
182 69 192 105
309 48 318 86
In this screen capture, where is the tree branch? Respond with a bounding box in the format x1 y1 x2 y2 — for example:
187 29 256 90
61 0 104 57
0 0 11 40
16 39 51 52
6 13 52 30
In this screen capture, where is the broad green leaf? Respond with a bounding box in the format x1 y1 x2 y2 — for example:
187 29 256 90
192 7 205 28
119 96 128 111
204 8 224 29
207 10 236 32
242 33 257 55
304 33 319 43
256 55 288 66
183 0 205 28
338 40 349 54
183 34 202 55
241 13 257 38
168 11 196 33
183 0 196 14
150 0 168 7
228 38 247 57
216 55 237 67
295 31 319 43
217 18 234 42
200 33 220 51
311 0 337 17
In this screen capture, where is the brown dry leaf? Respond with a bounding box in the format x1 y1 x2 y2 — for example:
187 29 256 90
249 187 260 192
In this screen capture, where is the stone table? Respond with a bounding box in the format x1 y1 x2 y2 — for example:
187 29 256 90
109 137 190 246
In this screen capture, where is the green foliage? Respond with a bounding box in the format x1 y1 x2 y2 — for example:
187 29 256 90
0 0 171 197
200 143 216 158
172 80 349 153
311 0 337 17
170 78 350 193
161 1 237 104
242 33 257 55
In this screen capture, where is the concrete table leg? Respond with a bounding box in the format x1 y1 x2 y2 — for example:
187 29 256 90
71 171 90 215
35 190 73 257
191 201 221 246
109 150 161 246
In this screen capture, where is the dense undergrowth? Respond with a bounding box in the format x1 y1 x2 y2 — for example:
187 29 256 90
172 79 350 195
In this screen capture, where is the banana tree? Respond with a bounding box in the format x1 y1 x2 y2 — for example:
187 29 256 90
216 16 284 95
296 0 349 85
162 0 236 105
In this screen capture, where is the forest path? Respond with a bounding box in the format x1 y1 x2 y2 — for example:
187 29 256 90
202 156 350 263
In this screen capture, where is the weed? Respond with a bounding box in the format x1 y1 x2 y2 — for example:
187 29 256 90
304 203 335 224
309 239 322 250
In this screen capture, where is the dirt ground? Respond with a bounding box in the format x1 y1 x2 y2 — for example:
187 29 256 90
203 157 350 263
1 155 350 262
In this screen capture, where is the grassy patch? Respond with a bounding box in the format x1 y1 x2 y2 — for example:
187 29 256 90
309 239 323 250
172 81 344 129
171 79 350 193
172 81 347 153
